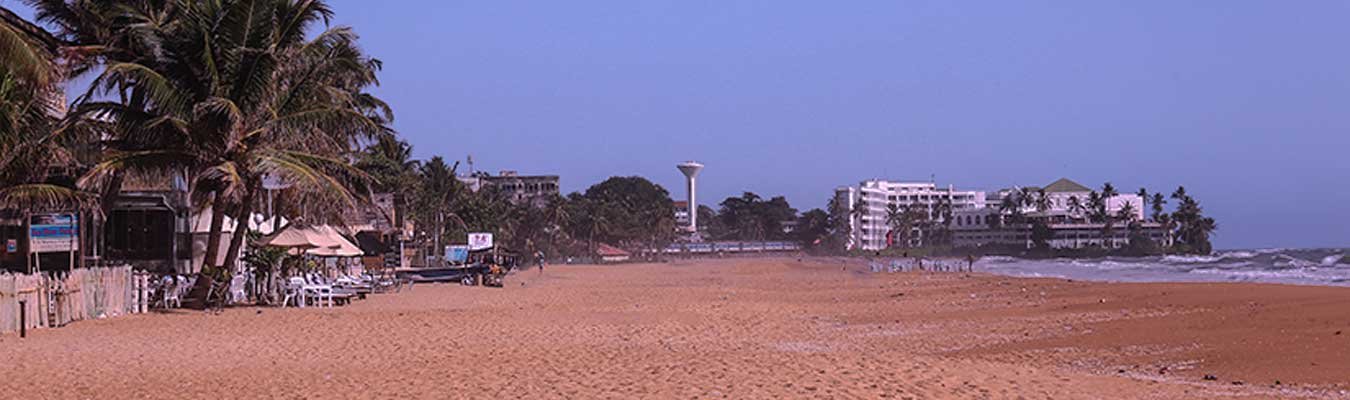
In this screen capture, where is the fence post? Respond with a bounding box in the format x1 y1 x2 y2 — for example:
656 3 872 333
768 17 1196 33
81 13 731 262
18 299 25 338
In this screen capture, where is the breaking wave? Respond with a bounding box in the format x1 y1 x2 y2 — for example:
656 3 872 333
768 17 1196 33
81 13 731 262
974 248 1350 287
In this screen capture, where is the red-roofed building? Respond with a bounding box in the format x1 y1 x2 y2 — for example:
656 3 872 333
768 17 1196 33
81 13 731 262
595 243 631 263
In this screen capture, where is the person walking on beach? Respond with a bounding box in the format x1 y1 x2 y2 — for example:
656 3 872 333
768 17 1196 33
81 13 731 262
536 251 546 275
966 254 976 272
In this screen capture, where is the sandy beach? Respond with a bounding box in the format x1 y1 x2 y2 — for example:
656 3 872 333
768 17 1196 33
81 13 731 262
3 257 1348 399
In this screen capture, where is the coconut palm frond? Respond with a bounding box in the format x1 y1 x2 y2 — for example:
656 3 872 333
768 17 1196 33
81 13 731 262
0 183 98 213
89 62 190 112
275 0 335 48
78 149 196 191
199 160 246 199
255 150 365 210
0 23 53 85
0 6 57 85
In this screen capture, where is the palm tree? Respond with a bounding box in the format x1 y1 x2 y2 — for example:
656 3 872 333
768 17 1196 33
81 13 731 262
1150 192 1166 222
1086 191 1105 223
884 203 925 249
537 193 570 253
1017 187 1035 211
849 196 868 247
1067 195 1084 222
936 197 954 246
1116 202 1137 223
1101 182 1118 199
413 157 460 262
884 203 903 248
998 191 1024 225
356 135 419 228
0 10 77 210
70 0 389 279
1098 184 1119 249
1034 189 1051 213
1 7 103 272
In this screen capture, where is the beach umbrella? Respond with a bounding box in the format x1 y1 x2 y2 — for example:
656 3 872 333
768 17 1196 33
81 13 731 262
305 226 363 257
260 226 323 252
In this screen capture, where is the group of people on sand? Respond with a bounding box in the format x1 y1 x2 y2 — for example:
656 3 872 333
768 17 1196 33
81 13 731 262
870 251 977 272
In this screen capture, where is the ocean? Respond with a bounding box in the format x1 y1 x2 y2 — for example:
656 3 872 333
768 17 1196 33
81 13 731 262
975 248 1350 287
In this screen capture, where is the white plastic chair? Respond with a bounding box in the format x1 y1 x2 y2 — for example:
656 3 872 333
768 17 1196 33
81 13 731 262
282 277 305 308
160 276 182 308
229 274 248 304
297 276 334 308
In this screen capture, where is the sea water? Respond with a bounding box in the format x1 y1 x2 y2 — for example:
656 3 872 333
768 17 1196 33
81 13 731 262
975 248 1350 287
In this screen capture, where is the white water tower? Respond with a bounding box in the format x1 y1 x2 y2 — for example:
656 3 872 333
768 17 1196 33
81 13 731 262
676 161 704 235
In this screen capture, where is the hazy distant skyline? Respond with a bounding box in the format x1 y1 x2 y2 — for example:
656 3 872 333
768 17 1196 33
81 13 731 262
11 1 1349 249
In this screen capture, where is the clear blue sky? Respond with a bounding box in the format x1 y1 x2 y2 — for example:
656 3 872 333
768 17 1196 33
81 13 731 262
11 1 1349 249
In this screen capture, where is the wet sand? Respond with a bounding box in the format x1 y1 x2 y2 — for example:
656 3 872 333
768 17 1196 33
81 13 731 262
2 257 1348 399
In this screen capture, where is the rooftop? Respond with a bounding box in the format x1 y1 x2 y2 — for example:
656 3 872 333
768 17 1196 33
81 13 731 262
1043 178 1092 193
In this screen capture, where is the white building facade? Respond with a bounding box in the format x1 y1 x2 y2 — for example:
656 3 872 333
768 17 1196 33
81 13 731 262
835 180 987 251
991 178 1145 221
952 178 1162 250
835 177 1163 252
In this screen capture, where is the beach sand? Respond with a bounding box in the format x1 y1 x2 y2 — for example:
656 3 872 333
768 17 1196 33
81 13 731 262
2 257 1348 399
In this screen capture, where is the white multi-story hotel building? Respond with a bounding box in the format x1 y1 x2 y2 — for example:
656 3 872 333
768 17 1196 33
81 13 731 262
835 177 1163 252
835 180 987 251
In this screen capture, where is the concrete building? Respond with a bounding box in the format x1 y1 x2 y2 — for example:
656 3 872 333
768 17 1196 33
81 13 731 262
950 213 1168 250
834 180 987 251
458 171 560 207
835 177 1163 252
951 178 1164 250
992 178 1145 221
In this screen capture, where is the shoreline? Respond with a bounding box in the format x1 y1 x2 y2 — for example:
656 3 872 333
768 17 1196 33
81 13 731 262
3 257 1348 398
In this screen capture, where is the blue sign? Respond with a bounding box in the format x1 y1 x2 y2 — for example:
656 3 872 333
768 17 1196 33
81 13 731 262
446 245 470 263
30 213 78 253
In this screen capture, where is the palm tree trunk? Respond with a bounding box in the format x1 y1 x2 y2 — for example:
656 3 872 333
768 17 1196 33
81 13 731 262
222 188 256 274
202 192 227 271
22 210 31 273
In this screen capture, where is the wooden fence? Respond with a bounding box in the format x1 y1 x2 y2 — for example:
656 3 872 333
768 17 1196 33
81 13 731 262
1 266 150 335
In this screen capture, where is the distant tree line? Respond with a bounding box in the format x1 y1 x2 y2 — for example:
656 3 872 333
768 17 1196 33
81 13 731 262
356 137 679 260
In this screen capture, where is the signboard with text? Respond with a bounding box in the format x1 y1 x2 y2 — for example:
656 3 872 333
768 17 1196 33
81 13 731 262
467 233 493 251
29 213 79 253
